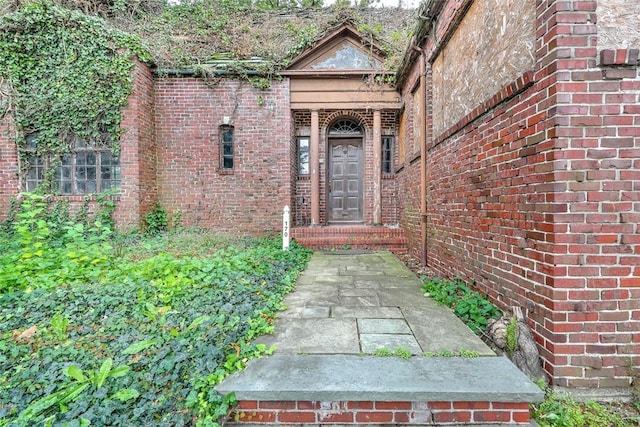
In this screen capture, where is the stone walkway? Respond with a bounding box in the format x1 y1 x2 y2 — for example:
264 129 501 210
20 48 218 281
218 251 543 408
255 251 494 356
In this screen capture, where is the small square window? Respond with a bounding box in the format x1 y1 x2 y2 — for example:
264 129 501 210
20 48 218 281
25 155 45 192
298 137 310 175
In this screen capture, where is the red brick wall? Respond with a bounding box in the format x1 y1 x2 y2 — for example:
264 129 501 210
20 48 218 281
154 77 292 234
0 60 155 226
542 2 640 388
229 400 532 425
116 60 156 229
399 0 640 389
397 63 424 261
381 110 399 225
0 115 19 219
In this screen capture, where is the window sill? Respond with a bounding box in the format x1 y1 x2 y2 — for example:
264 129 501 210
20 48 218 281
24 193 121 203
297 175 310 180
218 169 234 175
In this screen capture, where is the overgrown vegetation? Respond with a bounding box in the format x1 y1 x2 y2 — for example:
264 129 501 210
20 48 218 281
532 383 639 427
419 275 640 426
0 194 312 426
421 277 502 335
0 2 151 158
0 193 114 293
423 349 480 358
1 0 416 71
142 203 169 235
372 347 411 359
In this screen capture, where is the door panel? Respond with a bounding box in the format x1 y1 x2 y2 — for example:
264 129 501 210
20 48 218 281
328 138 363 222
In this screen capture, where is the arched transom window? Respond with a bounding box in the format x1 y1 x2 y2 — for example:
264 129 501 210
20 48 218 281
329 119 362 135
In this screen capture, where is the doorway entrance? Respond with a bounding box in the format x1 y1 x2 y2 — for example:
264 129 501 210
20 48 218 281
328 138 363 222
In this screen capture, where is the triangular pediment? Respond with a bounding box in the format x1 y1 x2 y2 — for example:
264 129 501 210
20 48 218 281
286 24 387 73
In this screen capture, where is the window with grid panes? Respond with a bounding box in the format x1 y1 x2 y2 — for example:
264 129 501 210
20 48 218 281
382 136 394 174
220 125 234 170
298 137 309 175
22 133 120 195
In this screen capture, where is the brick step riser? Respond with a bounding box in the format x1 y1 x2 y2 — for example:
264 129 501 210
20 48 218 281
291 230 405 238
294 241 407 254
226 399 533 426
292 228 407 254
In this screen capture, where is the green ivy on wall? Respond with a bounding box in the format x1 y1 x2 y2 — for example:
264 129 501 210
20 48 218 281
0 1 151 157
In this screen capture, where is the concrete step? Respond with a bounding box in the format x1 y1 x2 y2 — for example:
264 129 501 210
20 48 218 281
292 226 407 254
217 354 544 426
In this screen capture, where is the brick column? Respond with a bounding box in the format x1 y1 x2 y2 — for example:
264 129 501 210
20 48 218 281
373 109 382 225
310 109 320 226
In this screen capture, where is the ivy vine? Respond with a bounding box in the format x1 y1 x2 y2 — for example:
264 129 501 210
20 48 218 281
0 1 151 157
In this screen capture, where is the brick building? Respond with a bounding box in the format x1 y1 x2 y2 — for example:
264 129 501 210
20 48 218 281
397 0 639 391
0 0 638 391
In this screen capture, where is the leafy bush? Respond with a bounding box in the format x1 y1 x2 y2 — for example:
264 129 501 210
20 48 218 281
0 199 312 426
421 277 502 335
142 204 169 235
0 193 114 294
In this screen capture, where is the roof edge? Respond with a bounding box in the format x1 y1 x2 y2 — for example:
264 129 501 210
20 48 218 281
395 0 446 89
286 22 389 71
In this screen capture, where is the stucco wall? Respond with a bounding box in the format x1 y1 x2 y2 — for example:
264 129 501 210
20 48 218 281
432 0 536 137
597 0 640 50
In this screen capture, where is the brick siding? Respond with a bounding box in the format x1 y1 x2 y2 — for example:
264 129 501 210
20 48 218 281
1 0 637 392
226 400 532 425
0 115 19 218
116 60 157 229
398 63 425 262
398 0 640 388
0 60 155 225
154 77 292 234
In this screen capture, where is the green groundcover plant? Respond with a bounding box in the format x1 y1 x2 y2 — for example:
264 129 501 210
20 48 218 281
532 382 637 427
421 276 502 335
421 276 640 426
0 194 311 426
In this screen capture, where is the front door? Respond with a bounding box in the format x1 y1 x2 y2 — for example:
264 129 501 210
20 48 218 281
328 138 363 222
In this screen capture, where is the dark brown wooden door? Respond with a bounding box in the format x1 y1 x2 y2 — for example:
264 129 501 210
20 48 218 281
328 138 363 222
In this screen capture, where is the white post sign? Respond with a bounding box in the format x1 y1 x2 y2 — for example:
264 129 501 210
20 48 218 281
282 205 291 251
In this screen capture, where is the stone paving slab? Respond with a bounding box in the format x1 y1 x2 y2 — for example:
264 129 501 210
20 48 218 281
219 251 544 410
283 291 342 307
376 287 436 307
217 354 544 403
278 306 330 318
332 306 403 318
360 333 422 354
403 306 494 356
358 318 412 334
255 318 360 354
257 251 496 355
339 295 380 306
